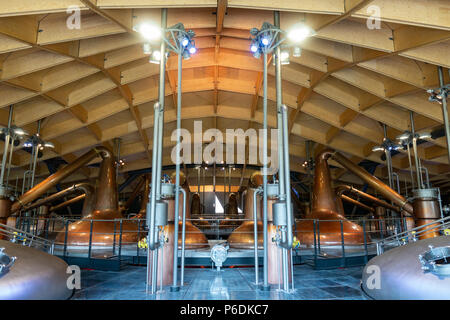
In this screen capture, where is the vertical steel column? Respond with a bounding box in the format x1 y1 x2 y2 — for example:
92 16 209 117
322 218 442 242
262 51 269 290
410 112 422 189
0 106 13 186
406 143 415 191
30 120 41 189
171 50 183 292
253 188 261 285
147 8 168 294
382 124 393 189
438 66 450 165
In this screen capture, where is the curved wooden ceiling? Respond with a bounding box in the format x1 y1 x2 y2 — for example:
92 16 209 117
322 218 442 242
1 0 449 189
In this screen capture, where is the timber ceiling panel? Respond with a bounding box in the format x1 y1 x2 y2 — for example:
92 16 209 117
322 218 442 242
0 0 449 190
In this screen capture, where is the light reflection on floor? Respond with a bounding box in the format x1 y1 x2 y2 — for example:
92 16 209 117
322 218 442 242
72 264 368 300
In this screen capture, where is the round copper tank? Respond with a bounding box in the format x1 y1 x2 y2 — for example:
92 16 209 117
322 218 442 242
55 151 140 247
221 193 240 227
228 188 264 249
249 172 263 188
150 223 174 285
165 190 209 249
0 198 12 240
412 189 441 239
295 150 368 246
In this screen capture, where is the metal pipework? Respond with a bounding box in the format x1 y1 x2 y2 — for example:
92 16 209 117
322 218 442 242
50 194 85 212
10 146 109 215
330 151 414 215
179 187 187 287
339 194 374 213
21 183 95 217
437 66 450 164
253 187 262 285
124 175 146 211
335 185 400 213
410 112 423 189
0 106 13 188
262 50 269 290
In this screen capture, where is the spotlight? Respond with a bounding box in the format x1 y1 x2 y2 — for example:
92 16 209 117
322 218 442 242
280 50 290 65
134 23 161 41
181 37 189 47
188 44 197 54
292 46 302 57
150 50 161 64
142 43 152 55
250 43 258 53
287 24 315 43
261 35 270 46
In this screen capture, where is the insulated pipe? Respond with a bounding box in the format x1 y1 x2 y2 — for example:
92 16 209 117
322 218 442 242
438 66 450 165
262 51 269 290
335 185 399 212
253 187 262 285
279 105 293 250
339 194 375 213
10 146 109 214
410 112 422 189
0 106 13 187
50 194 85 212
21 183 94 216
179 187 187 287
172 52 183 291
330 151 414 215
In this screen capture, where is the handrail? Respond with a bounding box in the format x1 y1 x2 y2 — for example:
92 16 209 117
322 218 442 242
376 215 450 255
0 222 55 254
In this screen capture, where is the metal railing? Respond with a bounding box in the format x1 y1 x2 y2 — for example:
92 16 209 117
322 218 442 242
0 222 55 254
375 215 450 255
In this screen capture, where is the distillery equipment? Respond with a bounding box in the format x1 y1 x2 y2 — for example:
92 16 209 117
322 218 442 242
361 236 450 300
0 239 72 300
411 188 442 239
295 149 368 246
55 148 140 248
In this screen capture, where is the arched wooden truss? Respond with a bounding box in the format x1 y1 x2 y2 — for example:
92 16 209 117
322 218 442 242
0 0 449 191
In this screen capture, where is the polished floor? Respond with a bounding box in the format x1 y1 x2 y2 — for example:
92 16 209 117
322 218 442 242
72 264 368 300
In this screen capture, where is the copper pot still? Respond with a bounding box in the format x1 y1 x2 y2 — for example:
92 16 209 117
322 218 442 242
228 179 264 249
165 186 209 249
295 150 369 247
55 149 140 247
412 188 441 239
221 193 240 227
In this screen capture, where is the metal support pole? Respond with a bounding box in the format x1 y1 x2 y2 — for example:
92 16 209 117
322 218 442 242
438 66 450 164
171 46 183 292
253 188 261 285
180 188 187 286
410 112 422 189
0 106 13 187
383 124 393 189
406 143 415 191
262 52 269 291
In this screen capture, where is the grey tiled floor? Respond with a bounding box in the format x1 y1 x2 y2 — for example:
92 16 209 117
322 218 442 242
72 264 368 300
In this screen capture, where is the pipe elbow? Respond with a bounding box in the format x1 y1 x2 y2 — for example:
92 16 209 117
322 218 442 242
93 146 113 159
316 148 335 162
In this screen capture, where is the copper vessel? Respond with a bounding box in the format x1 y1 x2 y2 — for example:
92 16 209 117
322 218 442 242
150 223 175 286
228 187 264 249
412 189 441 239
55 149 139 247
221 193 240 227
191 193 209 227
295 150 368 246
0 197 12 240
124 175 146 212
132 174 150 220
165 187 209 249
